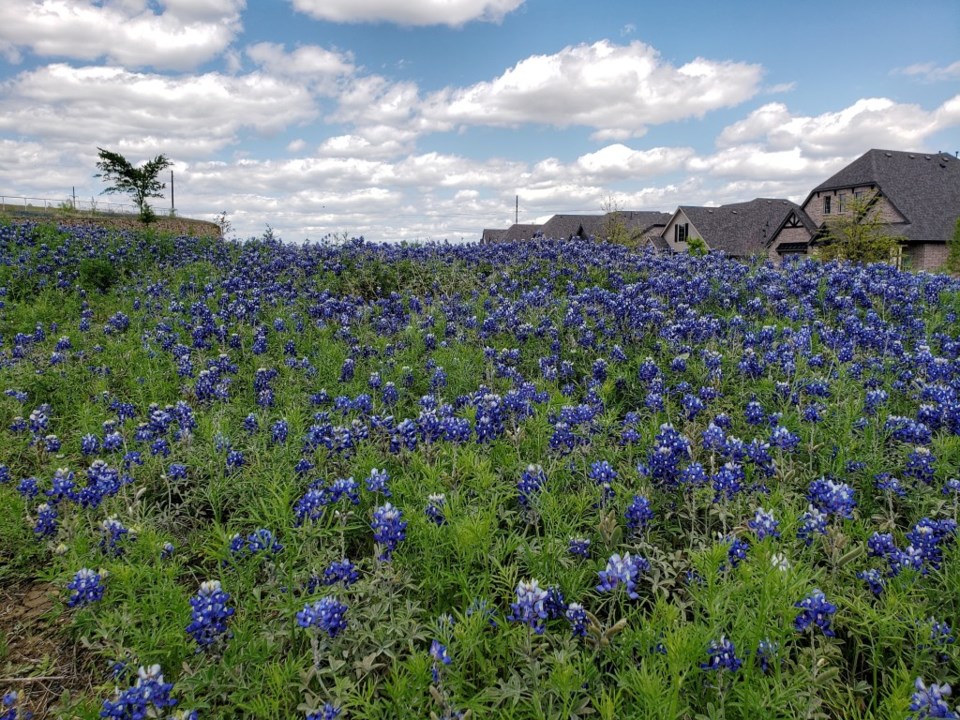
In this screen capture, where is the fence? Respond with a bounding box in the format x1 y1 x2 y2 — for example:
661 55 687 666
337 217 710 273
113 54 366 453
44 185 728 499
0 195 138 215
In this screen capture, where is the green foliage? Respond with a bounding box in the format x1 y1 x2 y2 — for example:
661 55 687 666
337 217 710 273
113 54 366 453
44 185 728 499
946 216 960 275
687 236 708 256
94 147 172 222
78 258 120 293
815 193 904 264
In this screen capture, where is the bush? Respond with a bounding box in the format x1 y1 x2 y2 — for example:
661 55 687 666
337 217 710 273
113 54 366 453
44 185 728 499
78 257 120 293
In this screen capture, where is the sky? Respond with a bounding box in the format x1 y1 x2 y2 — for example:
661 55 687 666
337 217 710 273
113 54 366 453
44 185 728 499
0 0 958 243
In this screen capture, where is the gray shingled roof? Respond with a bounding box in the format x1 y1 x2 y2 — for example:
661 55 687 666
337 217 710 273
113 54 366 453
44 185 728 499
679 198 813 256
481 228 507 243
616 210 672 236
539 214 605 240
500 223 543 241
806 149 960 244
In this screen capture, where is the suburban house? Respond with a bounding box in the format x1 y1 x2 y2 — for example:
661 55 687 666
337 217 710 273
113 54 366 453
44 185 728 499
497 223 542 242
481 228 506 243
800 149 960 271
538 214 606 241
661 198 816 260
617 210 673 248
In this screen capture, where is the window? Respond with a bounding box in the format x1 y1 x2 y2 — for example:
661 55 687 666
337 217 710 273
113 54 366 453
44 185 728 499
853 190 864 201
823 196 831 215
837 192 846 213
674 222 688 243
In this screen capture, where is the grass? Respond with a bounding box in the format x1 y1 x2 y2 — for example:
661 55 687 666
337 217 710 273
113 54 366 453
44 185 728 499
0 222 958 719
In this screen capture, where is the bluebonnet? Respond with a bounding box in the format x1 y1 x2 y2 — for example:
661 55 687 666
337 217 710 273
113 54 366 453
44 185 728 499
517 464 547 507
305 704 342 720
905 517 957 573
243 528 284 556
624 495 654 534
225 449 245 472
270 419 289 444
726 537 750 569
508 579 550 634
807 477 856 519
80 433 100 455
430 639 452 683
700 636 742 673
568 537 591 558
99 517 130 556
857 568 886 595
100 664 178 720
33 502 58 538
797 505 828 545
712 462 744 501
794 589 837 637
904 447 937 485
425 494 447 526
66 568 105 607
748 508 780 540
371 503 407 560
161 542 175 560
755 638 778 673
365 467 391 496
322 559 359 587
565 602 588 637
874 473 907 497
297 597 348 638
596 552 649 600
908 677 957 719
769 424 800 451
0 691 27 720
588 460 617 505
17 477 39 499
186 580 235 651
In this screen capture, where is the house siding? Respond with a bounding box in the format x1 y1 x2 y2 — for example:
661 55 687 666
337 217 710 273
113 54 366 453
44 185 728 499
767 227 811 262
803 187 905 227
904 242 949 272
662 211 702 253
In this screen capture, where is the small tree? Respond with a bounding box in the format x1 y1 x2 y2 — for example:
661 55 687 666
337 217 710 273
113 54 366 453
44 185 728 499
95 147 171 224
601 195 632 247
945 217 960 275
815 193 903 264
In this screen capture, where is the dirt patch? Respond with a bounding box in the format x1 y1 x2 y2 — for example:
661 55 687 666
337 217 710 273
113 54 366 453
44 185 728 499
0 581 96 719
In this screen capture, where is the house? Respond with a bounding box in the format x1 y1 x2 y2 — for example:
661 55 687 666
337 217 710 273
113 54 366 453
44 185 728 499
801 149 960 271
481 228 507 244
662 198 815 260
616 210 672 249
498 223 543 241
538 214 605 240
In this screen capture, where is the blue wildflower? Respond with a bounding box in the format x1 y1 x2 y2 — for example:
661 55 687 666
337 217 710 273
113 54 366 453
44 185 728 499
66 568 105 608
700 635 742 673
508 579 550 634
909 677 958 719
371 503 407 561
186 580 235 651
297 597 348 638
794 589 837 637
596 552 649 600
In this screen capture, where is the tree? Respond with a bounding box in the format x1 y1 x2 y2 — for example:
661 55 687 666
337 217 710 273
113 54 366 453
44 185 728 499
945 217 960 275
600 195 633 247
94 147 171 223
814 193 903 265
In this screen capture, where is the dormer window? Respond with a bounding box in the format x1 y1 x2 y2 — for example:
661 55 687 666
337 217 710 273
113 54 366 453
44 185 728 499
674 222 688 243
823 196 831 215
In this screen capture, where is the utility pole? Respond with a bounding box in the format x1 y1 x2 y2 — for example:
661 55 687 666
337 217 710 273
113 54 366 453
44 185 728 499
170 170 175 216
515 195 518 225
72 186 76 210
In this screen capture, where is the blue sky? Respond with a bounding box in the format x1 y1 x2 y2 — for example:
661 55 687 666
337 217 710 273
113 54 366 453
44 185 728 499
0 0 958 241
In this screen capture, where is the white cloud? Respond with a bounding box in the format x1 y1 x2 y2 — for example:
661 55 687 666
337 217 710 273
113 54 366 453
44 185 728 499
0 0 244 70
289 0 523 26
576 144 694 181
719 96 960 156
420 40 763 137
246 42 354 93
0 64 318 158
894 61 960 83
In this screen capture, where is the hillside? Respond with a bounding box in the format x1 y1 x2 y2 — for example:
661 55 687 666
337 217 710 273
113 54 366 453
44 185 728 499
0 205 221 237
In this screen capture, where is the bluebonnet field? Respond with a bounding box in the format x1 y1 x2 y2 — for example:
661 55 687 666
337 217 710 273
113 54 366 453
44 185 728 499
0 219 959 720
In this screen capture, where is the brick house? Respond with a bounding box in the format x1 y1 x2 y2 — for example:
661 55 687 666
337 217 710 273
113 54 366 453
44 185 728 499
661 198 816 260
802 149 960 271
